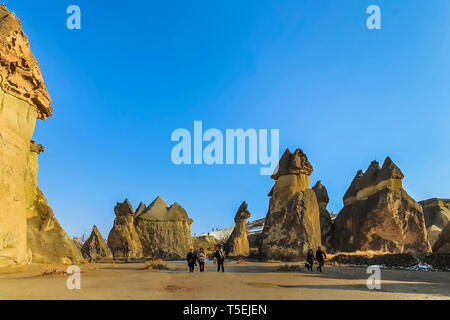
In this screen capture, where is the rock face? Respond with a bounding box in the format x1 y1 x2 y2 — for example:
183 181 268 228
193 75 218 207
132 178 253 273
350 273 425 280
225 202 251 257
0 5 51 119
81 226 113 261
419 198 450 247
134 196 193 259
312 181 333 250
432 222 450 253
0 5 81 266
107 199 143 259
332 157 431 253
260 149 322 260
73 238 83 250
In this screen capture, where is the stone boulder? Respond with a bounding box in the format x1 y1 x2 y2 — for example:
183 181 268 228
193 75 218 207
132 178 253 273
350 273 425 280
419 198 450 247
260 149 322 260
0 5 81 266
312 181 333 250
225 202 251 257
134 196 193 259
107 199 143 259
81 226 113 261
332 157 431 253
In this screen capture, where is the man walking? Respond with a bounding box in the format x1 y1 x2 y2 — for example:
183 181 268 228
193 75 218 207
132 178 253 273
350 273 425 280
315 246 327 272
214 245 225 272
187 248 197 273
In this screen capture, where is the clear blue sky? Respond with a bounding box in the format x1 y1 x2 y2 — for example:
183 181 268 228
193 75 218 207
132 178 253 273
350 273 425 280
7 0 450 238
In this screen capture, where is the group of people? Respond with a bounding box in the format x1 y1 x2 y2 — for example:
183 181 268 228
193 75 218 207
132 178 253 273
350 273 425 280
186 245 226 273
187 245 327 273
305 246 327 272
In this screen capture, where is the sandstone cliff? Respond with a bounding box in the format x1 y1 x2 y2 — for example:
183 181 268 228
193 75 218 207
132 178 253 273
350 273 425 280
134 196 193 260
107 199 143 259
419 198 450 247
0 5 81 266
81 226 113 261
225 202 251 257
312 181 333 250
332 157 431 253
260 149 322 260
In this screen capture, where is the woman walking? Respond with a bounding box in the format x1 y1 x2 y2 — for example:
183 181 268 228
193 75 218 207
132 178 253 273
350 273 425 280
197 248 206 272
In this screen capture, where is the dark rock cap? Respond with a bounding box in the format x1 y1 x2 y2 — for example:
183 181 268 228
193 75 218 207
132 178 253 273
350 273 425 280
271 148 313 180
312 180 329 205
235 201 251 222
343 157 404 202
114 199 134 217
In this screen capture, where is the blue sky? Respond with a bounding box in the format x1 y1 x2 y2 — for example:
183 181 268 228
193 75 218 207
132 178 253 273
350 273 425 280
6 0 450 238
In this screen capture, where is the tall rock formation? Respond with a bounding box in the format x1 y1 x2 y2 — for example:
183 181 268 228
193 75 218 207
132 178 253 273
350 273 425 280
81 226 113 261
312 181 333 250
0 5 81 266
260 149 322 260
225 202 251 257
107 199 143 259
419 198 450 247
134 196 193 260
332 157 431 253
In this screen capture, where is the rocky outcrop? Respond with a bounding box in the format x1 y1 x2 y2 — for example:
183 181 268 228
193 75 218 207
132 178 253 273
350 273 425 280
332 157 431 253
107 199 143 259
0 5 81 266
419 198 450 247
27 187 83 264
73 238 83 250
81 226 113 261
260 149 322 260
135 202 146 217
0 5 51 119
312 181 333 250
134 196 193 259
225 202 251 257
432 222 450 253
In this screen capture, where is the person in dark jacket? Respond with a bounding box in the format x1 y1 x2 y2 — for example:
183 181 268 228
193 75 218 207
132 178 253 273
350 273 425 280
315 246 327 272
213 245 225 272
305 249 315 271
186 248 197 273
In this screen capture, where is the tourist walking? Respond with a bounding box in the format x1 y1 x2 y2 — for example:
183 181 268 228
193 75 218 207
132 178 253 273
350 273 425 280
214 245 226 272
197 248 206 272
315 246 327 272
186 248 197 273
305 249 315 271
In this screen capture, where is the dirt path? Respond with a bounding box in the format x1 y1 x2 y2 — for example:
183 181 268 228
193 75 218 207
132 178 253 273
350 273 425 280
0 262 449 300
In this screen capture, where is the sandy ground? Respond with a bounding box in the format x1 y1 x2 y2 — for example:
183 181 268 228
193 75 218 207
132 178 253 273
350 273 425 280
0 261 449 300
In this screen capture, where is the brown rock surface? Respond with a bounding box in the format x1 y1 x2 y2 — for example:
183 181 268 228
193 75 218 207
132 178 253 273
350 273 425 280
81 226 113 261
0 5 80 266
332 157 431 253
312 181 333 250
107 199 143 259
419 198 450 246
134 196 193 259
225 202 251 257
260 149 322 260
192 235 219 255
0 5 51 119
73 238 82 251
432 222 450 253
